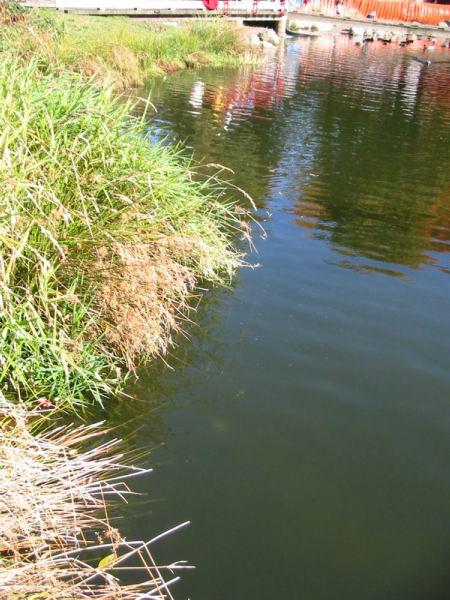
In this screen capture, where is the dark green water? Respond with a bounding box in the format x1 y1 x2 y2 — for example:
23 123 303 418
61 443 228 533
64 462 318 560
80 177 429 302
119 37 450 599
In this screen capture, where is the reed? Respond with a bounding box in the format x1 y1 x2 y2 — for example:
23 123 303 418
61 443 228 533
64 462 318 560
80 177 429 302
0 401 189 598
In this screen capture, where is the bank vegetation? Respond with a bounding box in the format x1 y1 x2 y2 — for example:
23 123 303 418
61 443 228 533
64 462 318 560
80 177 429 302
0 4 252 596
3 7 256 87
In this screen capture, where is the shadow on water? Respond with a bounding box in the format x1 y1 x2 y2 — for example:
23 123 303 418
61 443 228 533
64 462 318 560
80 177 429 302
102 36 450 600
99 285 235 443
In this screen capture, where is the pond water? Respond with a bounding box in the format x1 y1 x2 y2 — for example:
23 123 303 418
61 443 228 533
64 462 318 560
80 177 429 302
118 37 450 599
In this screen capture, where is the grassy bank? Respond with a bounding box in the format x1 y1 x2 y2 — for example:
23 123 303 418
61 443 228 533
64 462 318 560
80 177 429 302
0 52 249 410
0 7 252 593
3 9 256 87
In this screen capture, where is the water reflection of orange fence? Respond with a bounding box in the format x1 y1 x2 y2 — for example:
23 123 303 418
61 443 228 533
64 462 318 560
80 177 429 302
181 35 450 270
302 0 450 25
190 51 299 127
188 35 449 130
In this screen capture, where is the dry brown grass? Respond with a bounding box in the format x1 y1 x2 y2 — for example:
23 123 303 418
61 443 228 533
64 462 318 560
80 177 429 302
155 58 185 74
0 403 189 598
184 51 211 69
92 226 251 369
69 45 144 90
93 241 198 369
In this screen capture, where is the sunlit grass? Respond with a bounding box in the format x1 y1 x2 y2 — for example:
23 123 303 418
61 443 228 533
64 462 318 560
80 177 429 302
4 10 255 86
0 53 249 410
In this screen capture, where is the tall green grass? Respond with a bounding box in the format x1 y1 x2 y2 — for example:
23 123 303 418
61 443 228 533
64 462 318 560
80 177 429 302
0 7 251 586
0 52 248 410
3 10 254 86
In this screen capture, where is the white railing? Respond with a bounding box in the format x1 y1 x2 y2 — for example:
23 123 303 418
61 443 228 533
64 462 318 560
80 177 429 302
54 0 284 13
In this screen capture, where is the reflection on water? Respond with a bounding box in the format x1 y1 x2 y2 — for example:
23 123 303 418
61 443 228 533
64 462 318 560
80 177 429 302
147 36 450 276
116 37 450 600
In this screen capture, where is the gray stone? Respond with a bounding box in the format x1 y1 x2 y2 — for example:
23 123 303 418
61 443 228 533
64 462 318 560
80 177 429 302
258 28 280 46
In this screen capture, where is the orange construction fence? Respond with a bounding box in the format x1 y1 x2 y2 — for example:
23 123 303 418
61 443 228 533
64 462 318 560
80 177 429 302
305 0 450 26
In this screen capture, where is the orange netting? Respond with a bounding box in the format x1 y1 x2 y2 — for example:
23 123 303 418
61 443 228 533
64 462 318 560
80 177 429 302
304 0 450 26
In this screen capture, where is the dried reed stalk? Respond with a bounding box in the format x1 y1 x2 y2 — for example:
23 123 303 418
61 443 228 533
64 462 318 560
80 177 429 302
0 403 189 598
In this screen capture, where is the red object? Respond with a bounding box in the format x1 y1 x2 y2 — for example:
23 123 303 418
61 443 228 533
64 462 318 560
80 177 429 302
306 0 450 25
203 0 219 9
37 397 54 410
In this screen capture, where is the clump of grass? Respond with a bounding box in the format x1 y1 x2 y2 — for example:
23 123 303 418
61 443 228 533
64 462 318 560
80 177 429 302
3 10 255 87
0 401 188 598
0 52 250 409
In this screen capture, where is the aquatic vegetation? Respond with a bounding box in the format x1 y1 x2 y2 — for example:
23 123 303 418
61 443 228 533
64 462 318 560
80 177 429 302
0 53 250 409
3 10 256 87
0 6 253 592
0 402 188 598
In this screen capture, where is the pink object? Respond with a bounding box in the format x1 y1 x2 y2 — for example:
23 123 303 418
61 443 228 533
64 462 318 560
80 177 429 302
203 0 219 9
